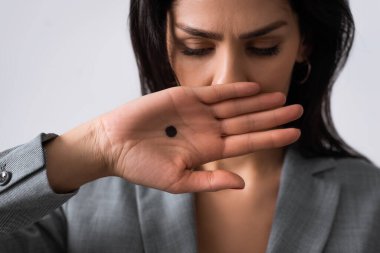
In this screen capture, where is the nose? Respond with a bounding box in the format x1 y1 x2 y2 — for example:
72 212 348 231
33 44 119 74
211 47 249 85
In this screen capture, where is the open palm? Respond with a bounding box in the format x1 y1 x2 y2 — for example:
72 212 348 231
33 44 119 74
98 82 302 193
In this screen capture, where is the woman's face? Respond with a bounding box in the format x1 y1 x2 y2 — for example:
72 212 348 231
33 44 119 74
166 0 307 94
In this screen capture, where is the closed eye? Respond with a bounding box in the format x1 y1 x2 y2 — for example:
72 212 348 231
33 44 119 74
180 45 280 57
181 47 214 56
246 45 280 56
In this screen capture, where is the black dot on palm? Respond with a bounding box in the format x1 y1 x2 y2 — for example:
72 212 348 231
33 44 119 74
165 125 177 138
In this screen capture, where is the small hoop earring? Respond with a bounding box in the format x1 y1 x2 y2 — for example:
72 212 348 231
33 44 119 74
299 61 312 84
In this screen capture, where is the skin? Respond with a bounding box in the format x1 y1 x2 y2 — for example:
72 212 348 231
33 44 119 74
166 0 308 252
45 0 306 194
46 83 302 193
41 0 306 252
166 0 306 181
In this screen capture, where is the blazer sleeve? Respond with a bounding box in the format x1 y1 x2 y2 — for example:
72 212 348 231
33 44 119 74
0 133 77 234
0 206 67 253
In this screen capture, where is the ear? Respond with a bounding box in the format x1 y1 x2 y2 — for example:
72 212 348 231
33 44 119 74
296 37 312 63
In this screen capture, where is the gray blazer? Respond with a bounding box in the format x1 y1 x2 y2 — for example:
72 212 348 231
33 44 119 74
1 133 380 252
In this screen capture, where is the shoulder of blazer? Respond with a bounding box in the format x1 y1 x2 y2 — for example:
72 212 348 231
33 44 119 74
284 147 380 196
322 156 380 197
331 157 380 181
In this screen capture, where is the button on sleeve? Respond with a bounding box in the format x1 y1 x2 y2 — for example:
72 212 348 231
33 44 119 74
0 164 12 186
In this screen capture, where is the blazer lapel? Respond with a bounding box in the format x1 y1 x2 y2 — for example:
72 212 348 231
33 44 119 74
135 185 197 253
136 148 340 253
266 149 341 253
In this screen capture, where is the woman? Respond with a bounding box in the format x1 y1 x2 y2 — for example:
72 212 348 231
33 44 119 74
1 0 379 252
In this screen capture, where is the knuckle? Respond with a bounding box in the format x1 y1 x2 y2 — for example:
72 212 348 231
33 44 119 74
207 171 215 191
219 119 228 136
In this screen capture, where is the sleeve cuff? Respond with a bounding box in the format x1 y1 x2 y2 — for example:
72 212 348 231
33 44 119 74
0 133 78 233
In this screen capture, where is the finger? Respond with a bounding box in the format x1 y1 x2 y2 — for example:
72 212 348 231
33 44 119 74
167 169 245 193
211 92 286 119
191 82 261 104
222 128 301 158
220 104 303 135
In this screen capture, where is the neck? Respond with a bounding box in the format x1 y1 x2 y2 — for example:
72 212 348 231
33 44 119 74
200 148 285 180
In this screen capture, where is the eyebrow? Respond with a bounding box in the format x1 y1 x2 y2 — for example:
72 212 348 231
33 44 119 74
175 20 288 41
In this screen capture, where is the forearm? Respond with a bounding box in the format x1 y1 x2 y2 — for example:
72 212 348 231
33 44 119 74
45 119 109 193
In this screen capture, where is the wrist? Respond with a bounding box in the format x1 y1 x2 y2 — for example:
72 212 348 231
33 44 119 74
45 120 109 193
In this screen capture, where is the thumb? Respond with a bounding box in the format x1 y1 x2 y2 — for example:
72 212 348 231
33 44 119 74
168 169 245 193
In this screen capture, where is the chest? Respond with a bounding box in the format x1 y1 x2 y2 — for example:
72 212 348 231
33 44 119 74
195 189 278 253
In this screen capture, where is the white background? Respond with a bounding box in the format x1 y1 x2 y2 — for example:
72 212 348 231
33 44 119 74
0 1 379 165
